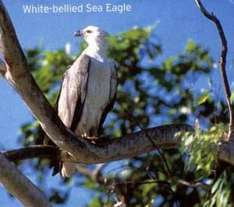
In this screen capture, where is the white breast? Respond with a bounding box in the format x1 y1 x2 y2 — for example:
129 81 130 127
76 58 113 137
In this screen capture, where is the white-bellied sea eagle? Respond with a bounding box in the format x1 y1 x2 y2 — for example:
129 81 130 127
57 26 117 177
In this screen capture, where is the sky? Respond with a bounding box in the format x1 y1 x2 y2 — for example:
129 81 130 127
0 0 234 206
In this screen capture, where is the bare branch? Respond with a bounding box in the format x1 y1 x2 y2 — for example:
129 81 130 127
2 125 234 166
4 145 58 162
3 125 192 163
195 0 233 139
0 153 51 207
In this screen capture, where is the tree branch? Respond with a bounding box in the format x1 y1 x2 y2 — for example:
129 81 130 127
3 124 234 166
3 125 192 163
0 153 51 207
3 145 59 162
195 0 233 139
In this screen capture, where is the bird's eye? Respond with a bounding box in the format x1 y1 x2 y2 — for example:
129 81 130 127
86 30 92 34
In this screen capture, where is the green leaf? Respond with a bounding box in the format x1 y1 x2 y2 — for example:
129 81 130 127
197 91 210 105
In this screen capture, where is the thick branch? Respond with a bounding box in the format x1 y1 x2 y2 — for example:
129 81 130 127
4 125 192 164
4 125 234 166
0 153 51 207
4 145 58 162
195 0 233 139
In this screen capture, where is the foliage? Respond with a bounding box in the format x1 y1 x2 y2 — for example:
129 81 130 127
181 124 226 176
204 172 232 207
16 26 233 206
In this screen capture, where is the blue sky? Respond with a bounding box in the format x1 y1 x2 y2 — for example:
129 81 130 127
0 0 234 206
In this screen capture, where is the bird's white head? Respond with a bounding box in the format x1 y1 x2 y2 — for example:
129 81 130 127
74 25 108 46
74 26 109 61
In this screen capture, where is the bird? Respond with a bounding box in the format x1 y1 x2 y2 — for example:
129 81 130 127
57 26 117 177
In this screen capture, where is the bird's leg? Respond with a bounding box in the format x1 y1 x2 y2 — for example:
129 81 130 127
82 134 99 144
81 129 100 140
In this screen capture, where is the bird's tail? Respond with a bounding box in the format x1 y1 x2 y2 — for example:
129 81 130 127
61 162 77 177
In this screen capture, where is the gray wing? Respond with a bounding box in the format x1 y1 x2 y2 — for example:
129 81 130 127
99 62 118 133
57 54 91 131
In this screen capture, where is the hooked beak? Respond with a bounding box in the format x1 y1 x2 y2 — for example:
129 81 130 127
74 30 83 37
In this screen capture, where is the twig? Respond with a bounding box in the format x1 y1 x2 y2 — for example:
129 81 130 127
123 108 173 178
195 0 233 139
112 179 206 189
113 179 171 188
